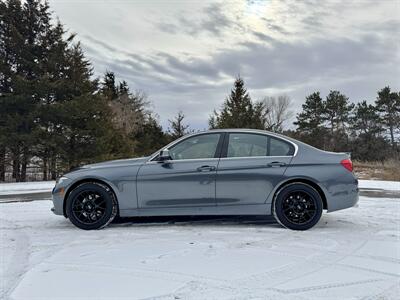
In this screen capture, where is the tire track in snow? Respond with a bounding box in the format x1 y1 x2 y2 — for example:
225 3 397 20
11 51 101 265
270 278 384 294
337 262 400 278
0 220 30 300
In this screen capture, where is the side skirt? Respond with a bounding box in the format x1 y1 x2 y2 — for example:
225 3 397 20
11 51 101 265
119 204 271 217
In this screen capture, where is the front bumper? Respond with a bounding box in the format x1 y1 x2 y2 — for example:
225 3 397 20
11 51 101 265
51 190 64 216
51 179 72 216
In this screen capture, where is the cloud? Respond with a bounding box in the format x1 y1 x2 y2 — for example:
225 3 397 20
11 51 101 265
155 3 237 37
51 0 400 129
83 29 398 104
261 17 290 35
251 31 276 43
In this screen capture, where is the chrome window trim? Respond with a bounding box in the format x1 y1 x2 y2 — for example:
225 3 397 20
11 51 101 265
220 156 293 160
147 130 298 162
145 157 220 164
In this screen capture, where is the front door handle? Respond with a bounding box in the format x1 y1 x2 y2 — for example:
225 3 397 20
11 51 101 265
267 161 287 168
197 165 216 172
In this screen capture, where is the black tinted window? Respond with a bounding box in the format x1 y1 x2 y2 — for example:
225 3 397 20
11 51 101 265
270 137 294 156
227 133 268 157
226 133 294 157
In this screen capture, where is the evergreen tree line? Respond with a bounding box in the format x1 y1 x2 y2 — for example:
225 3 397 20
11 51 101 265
0 1 398 182
0 0 170 181
210 78 399 162
291 88 399 161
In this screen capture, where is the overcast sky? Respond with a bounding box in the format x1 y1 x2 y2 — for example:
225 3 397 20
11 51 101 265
49 0 400 130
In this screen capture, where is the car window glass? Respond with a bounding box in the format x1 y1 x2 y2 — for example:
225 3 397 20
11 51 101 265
169 134 220 160
227 133 268 157
270 137 294 156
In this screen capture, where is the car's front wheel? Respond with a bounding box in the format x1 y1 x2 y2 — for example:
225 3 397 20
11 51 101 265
273 183 323 230
66 182 117 230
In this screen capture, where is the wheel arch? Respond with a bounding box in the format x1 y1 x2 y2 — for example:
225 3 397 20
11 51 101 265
272 178 327 210
63 178 119 218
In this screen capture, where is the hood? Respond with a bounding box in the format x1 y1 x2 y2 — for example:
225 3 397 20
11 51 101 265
83 157 149 168
65 157 149 175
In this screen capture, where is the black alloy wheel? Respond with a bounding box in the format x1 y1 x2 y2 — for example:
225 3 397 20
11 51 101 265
72 191 107 224
273 183 323 230
66 182 117 230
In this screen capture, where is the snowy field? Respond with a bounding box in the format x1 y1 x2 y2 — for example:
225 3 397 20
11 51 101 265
0 181 55 196
0 181 399 299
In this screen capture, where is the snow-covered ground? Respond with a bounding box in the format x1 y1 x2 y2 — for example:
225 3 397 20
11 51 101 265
0 182 399 299
358 180 400 191
0 181 55 196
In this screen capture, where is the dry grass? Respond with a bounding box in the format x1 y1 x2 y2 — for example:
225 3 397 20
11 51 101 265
353 159 400 181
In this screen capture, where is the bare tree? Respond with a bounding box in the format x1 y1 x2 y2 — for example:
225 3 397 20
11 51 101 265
168 111 190 139
109 90 150 136
262 95 293 132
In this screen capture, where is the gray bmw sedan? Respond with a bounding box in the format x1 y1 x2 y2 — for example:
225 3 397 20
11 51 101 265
52 129 359 230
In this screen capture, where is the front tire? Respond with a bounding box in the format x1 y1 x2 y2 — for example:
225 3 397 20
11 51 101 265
66 182 117 230
273 183 323 230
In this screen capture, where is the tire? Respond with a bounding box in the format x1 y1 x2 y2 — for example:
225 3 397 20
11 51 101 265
273 183 323 230
66 182 117 230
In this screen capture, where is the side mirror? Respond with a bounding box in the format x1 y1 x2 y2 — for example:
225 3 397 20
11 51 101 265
158 149 171 162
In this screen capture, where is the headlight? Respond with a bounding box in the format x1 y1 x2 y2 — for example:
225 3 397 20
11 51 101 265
56 176 69 185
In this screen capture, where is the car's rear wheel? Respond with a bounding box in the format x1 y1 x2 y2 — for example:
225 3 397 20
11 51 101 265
273 183 323 230
66 182 117 230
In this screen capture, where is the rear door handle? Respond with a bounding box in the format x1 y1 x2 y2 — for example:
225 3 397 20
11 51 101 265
267 161 287 168
197 165 216 172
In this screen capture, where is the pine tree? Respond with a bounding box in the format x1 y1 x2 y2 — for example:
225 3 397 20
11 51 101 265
101 71 118 100
349 101 390 161
35 21 72 179
133 114 168 156
209 77 265 129
323 90 354 151
118 80 129 96
350 101 382 137
375 86 400 148
58 44 120 171
0 0 51 181
324 91 354 134
294 92 327 149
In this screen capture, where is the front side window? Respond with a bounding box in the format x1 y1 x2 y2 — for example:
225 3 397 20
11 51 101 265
226 133 295 158
227 133 268 157
169 134 221 160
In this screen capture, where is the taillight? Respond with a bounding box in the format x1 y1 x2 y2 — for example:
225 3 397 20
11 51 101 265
341 159 353 172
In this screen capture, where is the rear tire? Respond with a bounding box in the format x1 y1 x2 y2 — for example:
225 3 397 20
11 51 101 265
273 183 323 230
66 182 117 230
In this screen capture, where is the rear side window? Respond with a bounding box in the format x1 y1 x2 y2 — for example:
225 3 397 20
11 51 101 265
270 137 295 156
226 133 294 158
227 133 268 157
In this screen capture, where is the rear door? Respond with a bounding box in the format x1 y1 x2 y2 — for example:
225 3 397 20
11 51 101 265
216 132 294 206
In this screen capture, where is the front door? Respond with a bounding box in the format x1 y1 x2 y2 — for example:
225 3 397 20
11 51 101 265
137 133 223 208
216 132 294 206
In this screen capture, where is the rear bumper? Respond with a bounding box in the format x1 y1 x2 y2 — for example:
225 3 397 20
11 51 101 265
327 178 359 212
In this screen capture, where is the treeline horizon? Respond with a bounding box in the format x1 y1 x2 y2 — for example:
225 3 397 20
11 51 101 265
1 0 399 182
